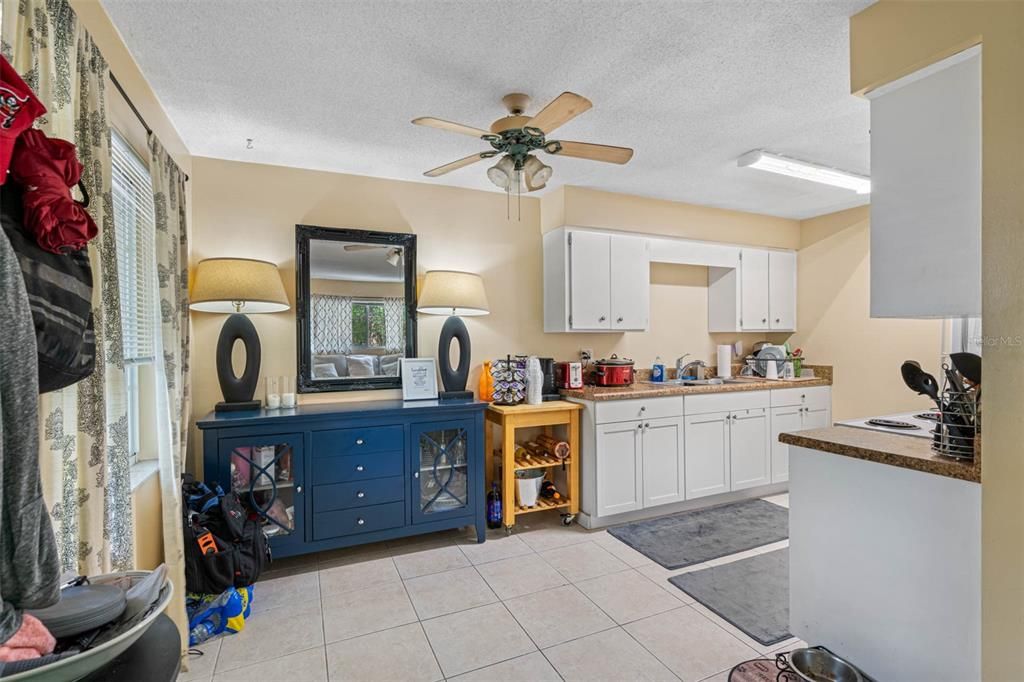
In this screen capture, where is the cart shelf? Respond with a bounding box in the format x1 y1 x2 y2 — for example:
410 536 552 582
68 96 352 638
515 497 572 514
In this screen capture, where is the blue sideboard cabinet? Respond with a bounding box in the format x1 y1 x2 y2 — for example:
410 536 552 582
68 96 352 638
197 399 488 558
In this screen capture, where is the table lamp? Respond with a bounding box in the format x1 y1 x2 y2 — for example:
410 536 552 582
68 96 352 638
417 270 489 401
190 257 289 411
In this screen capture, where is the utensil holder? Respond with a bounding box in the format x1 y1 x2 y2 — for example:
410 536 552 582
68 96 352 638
932 366 979 459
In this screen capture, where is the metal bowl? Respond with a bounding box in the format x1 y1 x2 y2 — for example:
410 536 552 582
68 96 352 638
784 648 864 682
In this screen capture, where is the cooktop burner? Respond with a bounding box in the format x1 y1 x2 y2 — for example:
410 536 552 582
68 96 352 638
915 412 940 422
865 418 921 430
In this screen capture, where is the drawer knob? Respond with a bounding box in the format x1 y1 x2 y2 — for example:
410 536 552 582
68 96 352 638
357 518 365 526
762 318 767 323
356 438 365 445
617 317 623 323
296 485 302 494
356 491 365 498
599 315 606 322
640 406 646 412
355 465 365 472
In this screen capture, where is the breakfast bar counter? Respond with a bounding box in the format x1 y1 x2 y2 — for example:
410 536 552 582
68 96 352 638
784 424 980 681
779 424 980 482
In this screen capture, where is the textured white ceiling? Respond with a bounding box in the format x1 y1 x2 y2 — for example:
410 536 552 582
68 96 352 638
102 0 873 220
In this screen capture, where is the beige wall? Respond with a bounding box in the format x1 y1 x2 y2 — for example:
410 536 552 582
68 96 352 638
850 2 1024 675
130 472 164 570
790 206 942 421
189 157 803 464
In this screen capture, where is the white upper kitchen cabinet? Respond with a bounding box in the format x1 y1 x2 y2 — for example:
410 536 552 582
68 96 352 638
543 227 649 332
868 45 981 318
641 416 685 507
708 247 797 333
768 250 797 330
610 234 650 330
740 249 771 331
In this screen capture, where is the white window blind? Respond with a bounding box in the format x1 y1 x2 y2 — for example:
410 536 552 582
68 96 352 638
111 130 157 365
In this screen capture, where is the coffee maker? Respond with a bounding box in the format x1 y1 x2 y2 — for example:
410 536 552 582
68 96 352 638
538 357 561 401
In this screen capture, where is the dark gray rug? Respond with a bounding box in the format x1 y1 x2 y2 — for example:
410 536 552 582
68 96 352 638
671 549 791 646
606 498 788 569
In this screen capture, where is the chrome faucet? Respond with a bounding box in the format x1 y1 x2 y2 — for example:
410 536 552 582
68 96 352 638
676 355 707 380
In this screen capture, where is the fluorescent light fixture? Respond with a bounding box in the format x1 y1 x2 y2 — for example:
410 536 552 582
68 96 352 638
738 150 871 194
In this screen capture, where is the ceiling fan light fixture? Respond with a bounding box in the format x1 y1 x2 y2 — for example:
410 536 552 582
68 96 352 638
385 248 401 267
523 155 552 191
486 155 516 189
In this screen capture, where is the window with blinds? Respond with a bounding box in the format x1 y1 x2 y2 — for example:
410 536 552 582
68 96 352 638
111 130 157 365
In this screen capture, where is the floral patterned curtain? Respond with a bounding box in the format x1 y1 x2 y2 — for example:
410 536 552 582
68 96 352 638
2 0 133 573
148 134 190 652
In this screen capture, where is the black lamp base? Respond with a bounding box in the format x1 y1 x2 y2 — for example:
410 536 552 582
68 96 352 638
216 312 262 411
215 399 262 413
438 390 473 402
437 315 472 398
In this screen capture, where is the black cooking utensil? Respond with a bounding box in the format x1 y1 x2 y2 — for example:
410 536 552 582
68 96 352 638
950 352 981 386
900 361 941 405
943 363 966 396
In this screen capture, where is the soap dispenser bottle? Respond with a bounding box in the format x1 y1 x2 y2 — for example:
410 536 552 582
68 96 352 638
652 356 665 383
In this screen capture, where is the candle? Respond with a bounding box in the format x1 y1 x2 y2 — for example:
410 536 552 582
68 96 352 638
266 393 281 409
281 393 296 408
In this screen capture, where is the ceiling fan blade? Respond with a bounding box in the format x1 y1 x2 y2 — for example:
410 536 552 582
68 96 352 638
547 140 634 164
423 152 493 177
526 92 592 134
412 117 491 138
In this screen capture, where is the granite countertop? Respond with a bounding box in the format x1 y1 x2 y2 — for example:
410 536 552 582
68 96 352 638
779 425 980 483
560 365 832 401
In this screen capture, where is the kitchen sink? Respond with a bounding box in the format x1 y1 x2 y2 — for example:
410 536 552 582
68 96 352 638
642 378 751 386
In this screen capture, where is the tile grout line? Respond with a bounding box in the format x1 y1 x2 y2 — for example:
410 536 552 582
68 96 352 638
317 567 329 682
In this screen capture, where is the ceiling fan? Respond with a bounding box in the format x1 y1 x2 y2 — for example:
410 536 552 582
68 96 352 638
412 92 633 193
343 243 402 266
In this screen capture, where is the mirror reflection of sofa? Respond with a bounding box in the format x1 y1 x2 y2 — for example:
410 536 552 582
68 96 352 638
313 349 402 379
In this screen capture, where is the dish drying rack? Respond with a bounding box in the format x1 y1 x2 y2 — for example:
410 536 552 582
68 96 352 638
932 364 979 459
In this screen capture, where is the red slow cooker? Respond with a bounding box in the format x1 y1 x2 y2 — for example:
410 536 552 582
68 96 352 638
592 354 635 386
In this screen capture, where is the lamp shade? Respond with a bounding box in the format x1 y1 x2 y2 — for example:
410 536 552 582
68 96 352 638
189 257 290 313
418 270 489 316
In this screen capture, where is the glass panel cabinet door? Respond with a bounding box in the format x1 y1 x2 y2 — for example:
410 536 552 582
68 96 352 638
411 420 475 523
220 434 304 547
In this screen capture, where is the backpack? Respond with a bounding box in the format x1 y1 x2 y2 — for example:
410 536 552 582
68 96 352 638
182 475 270 595
0 180 95 393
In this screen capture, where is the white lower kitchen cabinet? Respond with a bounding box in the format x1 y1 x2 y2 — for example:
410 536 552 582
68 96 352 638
683 411 730 499
769 387 833 483
641 416 685 507
594 420 644 516
729 408 771 490
571 387 829 527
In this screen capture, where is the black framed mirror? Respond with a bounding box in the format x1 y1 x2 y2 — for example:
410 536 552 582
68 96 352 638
296 225 417 393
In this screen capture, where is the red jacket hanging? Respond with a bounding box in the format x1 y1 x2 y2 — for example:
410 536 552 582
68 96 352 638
9 129 97 254
1 54 46 184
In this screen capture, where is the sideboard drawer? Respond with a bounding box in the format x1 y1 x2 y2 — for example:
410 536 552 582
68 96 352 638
312 501 405 541
313 426 404 457
313 476 405 513
312 450 404 484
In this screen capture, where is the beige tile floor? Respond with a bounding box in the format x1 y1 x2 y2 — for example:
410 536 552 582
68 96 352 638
180 495 805 682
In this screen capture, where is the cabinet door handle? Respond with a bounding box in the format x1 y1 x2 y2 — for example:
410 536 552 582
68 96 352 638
640 406 646 412
762 318 767 324
356 491 365 498
356 518 365 526
644 422 650 429
296 485 302 494
356 438 364 445
414 471 419 479
599 316 607 322
355 464 365 472
775 318 780 323
617 317 624 323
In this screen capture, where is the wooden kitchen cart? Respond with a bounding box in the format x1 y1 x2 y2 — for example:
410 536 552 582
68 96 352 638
484 401 582 532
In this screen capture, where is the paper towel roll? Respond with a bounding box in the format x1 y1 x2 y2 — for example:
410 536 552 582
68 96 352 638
717 345 732 378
